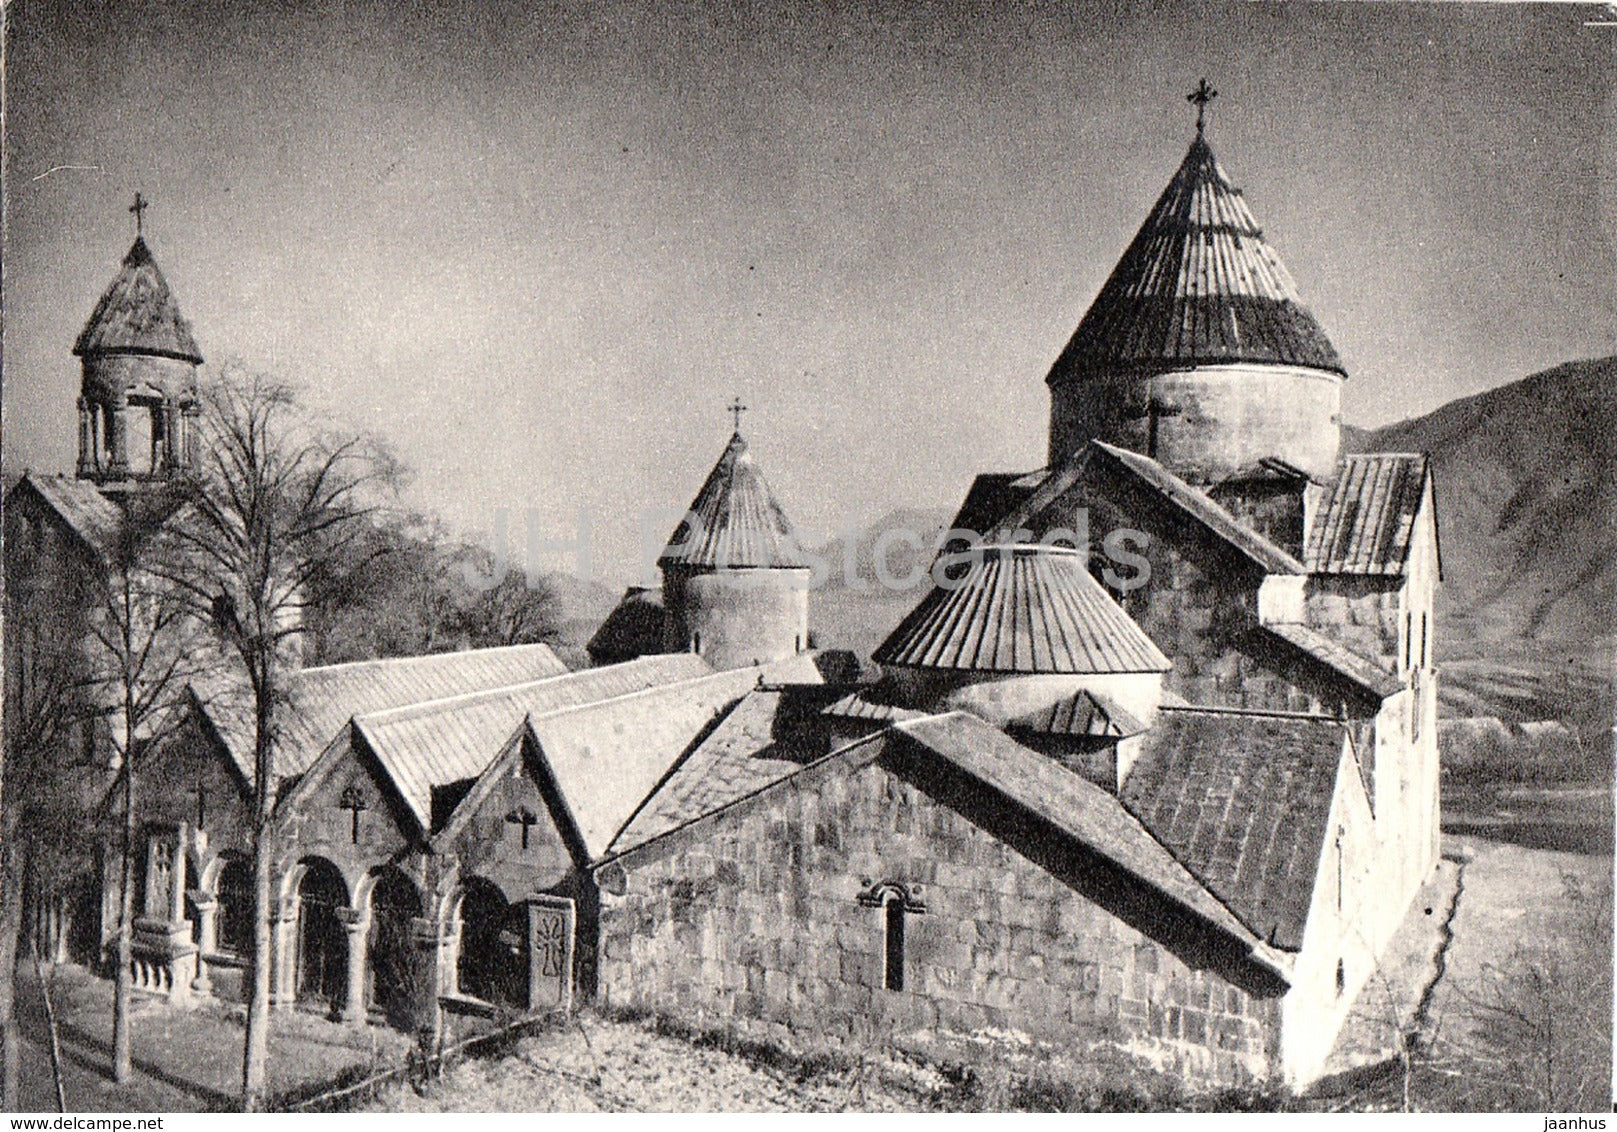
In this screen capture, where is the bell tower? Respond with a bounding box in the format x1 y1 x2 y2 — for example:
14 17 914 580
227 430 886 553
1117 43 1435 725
74 195 204 491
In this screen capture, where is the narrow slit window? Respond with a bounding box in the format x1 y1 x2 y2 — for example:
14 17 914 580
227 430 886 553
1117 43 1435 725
1335 958 1346 997
883 894 905 992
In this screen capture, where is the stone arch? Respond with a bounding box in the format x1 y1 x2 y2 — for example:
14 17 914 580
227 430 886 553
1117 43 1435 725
294 856 349 1012
365 867 422 1026
454 876 528 1008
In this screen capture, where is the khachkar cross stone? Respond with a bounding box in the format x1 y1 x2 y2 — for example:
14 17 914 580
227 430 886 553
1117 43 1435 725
338 784 368 845
506 805 539 850
728 396 747 433
1188 78 1218 134
130 191 149 237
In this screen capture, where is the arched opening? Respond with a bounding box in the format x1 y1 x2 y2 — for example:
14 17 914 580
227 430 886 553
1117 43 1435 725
456 878 528 1008
216 856 252 957
367 869 422 1026
296 858 348 1011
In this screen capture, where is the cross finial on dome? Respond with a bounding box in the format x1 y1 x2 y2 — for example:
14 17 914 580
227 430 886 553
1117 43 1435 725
727 395 748 434
1188 78 1218 136
129 191 149 237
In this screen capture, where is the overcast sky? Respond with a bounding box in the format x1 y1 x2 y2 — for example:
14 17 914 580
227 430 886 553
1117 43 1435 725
6 1 1614 584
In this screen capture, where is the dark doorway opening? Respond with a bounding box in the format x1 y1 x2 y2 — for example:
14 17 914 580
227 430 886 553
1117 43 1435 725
296 859 348 1011
457 878 528 1008
367 869 422 1026
216 856 253 957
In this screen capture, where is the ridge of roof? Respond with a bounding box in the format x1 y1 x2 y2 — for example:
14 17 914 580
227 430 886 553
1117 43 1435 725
659 432 807 570
891 712 1281 970
1046 135 1343 385
1091 442 1307 574
1260 621 1403 700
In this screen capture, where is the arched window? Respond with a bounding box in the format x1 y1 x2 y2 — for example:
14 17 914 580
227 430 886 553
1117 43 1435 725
216 857 252 957
858 883 924 994
883 894 905 992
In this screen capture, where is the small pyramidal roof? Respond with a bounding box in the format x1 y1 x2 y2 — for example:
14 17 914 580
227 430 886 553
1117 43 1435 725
1047 132 1342 385
659 431 807 570
74 237 204 364
874 545 1170 675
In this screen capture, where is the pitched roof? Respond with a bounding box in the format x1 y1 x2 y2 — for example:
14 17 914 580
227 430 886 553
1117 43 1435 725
1010 688 1146 739
1046 134 1342 385
197 642 575 786
874 544 1171 675
1121 707 1352 951
346 653 714 832
891 713 1270 958
14 473 124 558
944 472 1045 541
987 443 1306 576
658 432 807 570
609 687 813 855
1260 621 1403 700
73 238 204 364
530 663 794 857
821 690 926 725
1306 453 1432 576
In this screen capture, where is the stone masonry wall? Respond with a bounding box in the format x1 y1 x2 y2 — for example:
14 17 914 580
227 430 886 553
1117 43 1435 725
599 755 1284 1087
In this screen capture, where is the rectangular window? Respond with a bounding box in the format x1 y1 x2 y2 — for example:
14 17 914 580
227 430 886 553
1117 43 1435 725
883 896 905 992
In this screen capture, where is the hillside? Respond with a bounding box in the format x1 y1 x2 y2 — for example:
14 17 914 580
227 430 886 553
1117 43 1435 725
1346 357 1617 726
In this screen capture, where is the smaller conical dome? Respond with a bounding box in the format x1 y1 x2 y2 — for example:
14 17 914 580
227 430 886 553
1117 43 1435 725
874 545 1170 675
1047 135 1341 385
74 237 204 364
659 432 807 570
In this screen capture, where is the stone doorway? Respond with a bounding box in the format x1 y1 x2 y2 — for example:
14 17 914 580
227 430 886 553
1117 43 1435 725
296 859 347 1010
456 879 527 1008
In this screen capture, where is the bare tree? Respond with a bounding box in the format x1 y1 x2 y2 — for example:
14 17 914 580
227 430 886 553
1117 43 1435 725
460 554 562 649
165 368 395 1112
83 495 210 1083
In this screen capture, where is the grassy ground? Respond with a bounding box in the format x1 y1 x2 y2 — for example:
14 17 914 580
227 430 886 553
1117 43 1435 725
10 964 411 1112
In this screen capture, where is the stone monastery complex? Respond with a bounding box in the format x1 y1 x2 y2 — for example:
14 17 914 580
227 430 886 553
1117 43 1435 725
7 109 1440 1090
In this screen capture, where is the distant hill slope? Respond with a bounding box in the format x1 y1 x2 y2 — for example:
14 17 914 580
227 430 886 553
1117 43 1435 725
1346 357 1616 726
1345 356 1617 646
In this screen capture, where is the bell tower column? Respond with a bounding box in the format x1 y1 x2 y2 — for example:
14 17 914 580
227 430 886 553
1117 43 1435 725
76 397 97 478
105 394 131 479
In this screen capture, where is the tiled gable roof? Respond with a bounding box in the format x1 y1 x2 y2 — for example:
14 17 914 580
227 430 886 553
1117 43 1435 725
13 473 124 559
1046 135 1342 385
1306 453 1432 576
609 687 815 855
659 433 806 570
529 663 802 857
984 443 1305 576
891 713 1273 961
874 544 1171 675
197 642 575 787
344 653 713 832
1260 622 1403 701
1120 707 1351 951
74 238 204 363
1011 688 1146 739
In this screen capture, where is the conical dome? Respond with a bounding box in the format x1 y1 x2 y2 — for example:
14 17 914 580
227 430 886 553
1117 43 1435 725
874 545 1170 675
74 237 204 364
1046 135 1341 386
658 432 806 570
